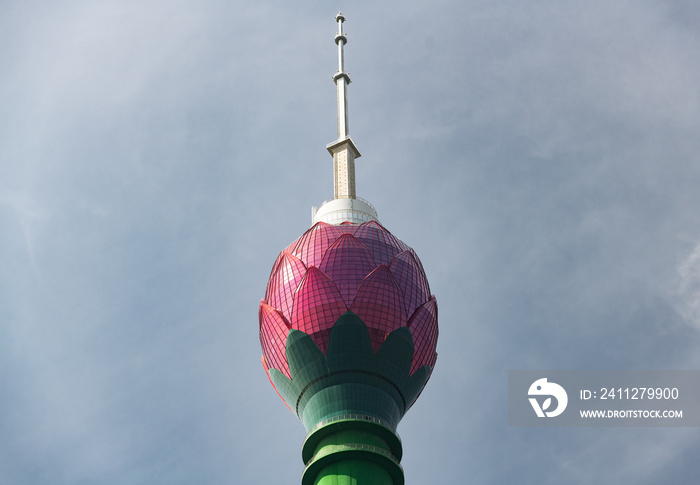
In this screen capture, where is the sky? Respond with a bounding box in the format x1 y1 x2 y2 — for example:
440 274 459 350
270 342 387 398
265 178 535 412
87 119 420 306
2 1 700 483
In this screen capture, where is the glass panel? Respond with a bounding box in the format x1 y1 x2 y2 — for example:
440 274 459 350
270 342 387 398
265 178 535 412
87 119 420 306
350 265 407 352
407 297 438 376
292 267 347 354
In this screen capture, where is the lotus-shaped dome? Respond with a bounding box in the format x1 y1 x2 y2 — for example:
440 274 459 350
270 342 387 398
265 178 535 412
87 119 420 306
259 220 438 407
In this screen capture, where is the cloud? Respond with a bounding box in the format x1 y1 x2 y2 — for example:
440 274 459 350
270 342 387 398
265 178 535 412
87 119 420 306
1 191 46 281
2 1 700 484
674 242 700 330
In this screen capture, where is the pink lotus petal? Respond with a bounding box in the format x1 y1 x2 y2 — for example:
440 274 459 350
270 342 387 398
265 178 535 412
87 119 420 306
266 252 306 322
389 249 431 319
292 267 347 354
354 221 407 265
289 222 341 268
351 265 407 352
408 297 438 375
259 302 292 379
319 233 376 306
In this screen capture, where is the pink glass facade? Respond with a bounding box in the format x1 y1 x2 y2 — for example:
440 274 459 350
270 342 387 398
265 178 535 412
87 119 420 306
260 221 438 381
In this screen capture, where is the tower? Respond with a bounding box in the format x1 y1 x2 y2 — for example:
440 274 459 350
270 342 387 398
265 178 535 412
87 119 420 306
259 14 438 484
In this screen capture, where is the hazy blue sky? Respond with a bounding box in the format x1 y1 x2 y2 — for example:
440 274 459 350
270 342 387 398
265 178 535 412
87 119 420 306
2 1 700 483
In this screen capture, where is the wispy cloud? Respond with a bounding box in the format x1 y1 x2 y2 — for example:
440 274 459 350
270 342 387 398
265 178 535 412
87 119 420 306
674 242 700 330
1 191 46 281
2 1 700 484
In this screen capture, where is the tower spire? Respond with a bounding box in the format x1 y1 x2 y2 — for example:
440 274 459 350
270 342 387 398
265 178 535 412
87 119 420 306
334 12 350 140
312 14 378 226
327 12 360 200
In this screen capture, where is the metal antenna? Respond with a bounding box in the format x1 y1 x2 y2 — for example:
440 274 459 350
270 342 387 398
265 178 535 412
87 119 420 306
334 12 350 139
327 12 360 199
312 13 378 226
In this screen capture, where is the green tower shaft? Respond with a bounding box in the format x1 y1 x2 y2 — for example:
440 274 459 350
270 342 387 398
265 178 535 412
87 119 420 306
302 418 404 484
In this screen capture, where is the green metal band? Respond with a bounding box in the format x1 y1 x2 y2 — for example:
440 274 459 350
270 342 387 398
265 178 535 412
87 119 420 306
302 415 403 464
302 444 404 485
301 417 404 485
296 369 408 416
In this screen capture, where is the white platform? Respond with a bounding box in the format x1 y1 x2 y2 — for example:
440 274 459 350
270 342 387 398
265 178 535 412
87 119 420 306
311 197 379 225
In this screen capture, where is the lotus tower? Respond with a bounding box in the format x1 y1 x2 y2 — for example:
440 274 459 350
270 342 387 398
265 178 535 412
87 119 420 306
259 13 439 485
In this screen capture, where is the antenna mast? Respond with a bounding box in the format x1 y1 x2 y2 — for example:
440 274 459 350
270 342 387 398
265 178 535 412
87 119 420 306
327 12 360 199
312 13 378 225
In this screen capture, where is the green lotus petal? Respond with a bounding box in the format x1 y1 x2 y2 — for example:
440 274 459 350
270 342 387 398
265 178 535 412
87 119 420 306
326 311 375 374
274 312 432 432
